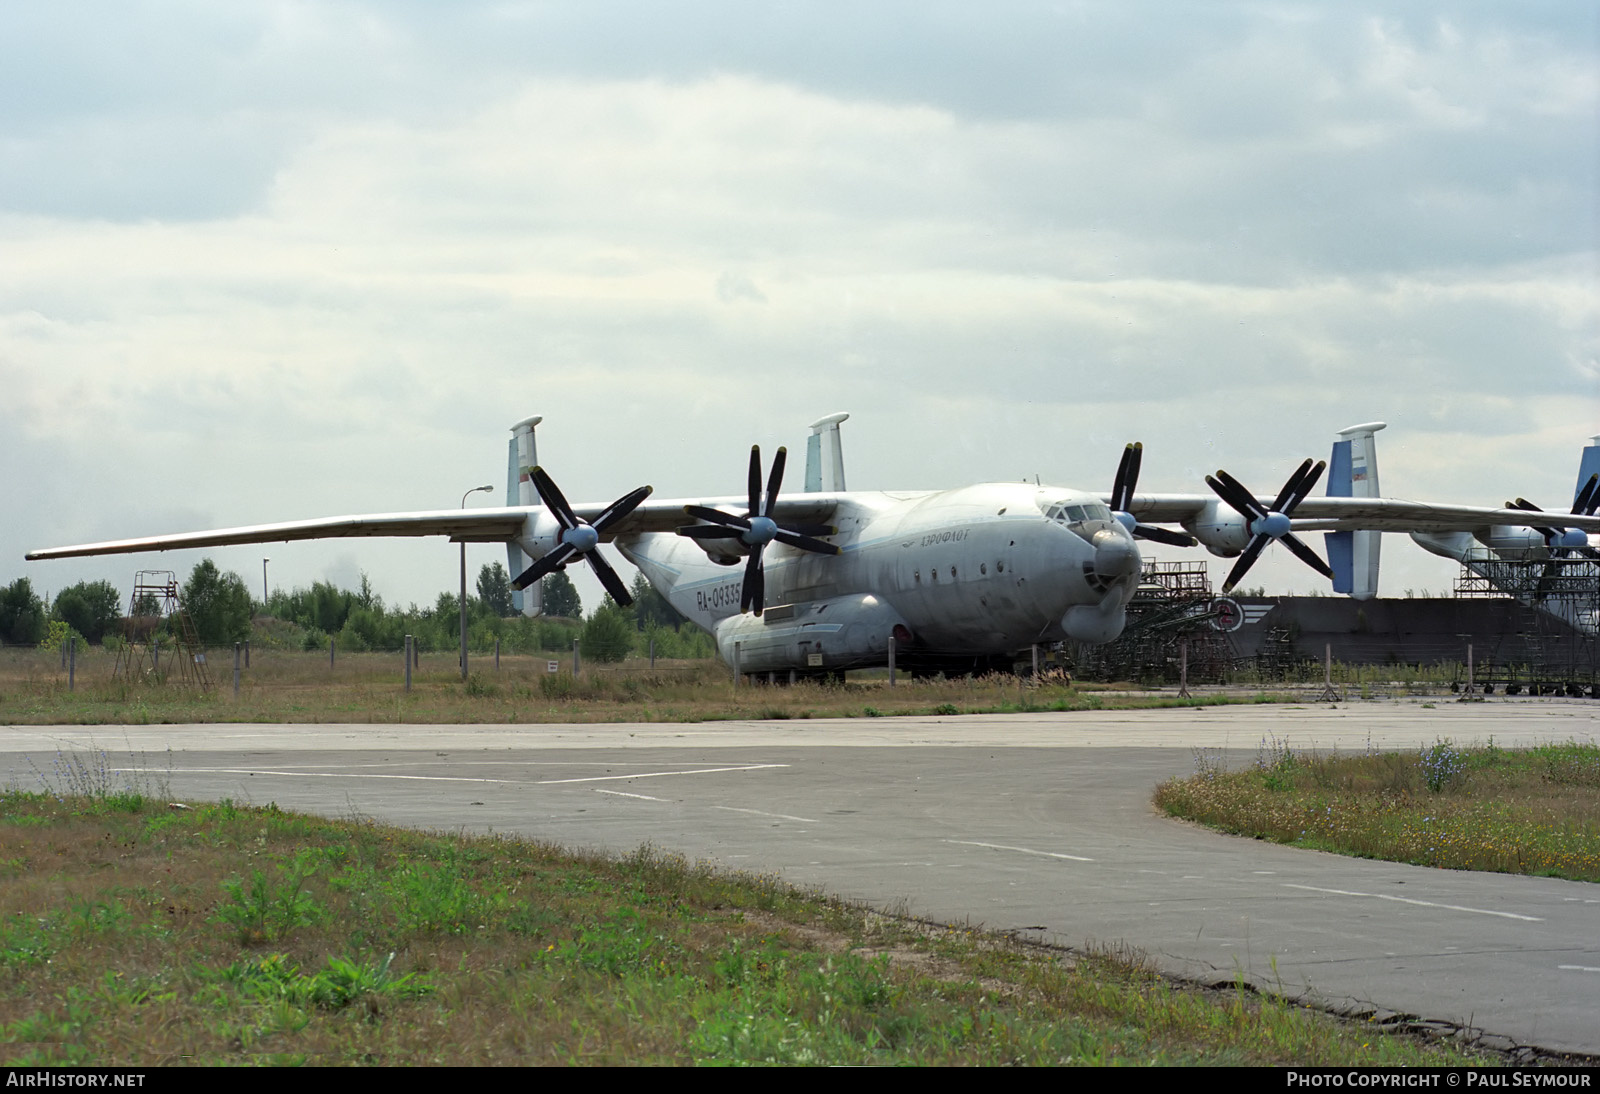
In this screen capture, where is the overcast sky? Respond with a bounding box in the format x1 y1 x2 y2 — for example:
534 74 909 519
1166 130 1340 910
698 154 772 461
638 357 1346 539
4 1 1596 616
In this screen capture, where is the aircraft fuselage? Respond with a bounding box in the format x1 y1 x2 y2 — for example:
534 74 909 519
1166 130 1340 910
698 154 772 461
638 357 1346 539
613 482 1141 673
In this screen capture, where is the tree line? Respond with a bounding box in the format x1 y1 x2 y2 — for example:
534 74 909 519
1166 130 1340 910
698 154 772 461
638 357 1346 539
0 561 713 665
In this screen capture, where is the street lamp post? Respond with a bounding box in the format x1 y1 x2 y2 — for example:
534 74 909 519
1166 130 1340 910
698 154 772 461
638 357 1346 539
460 485 494 679
262 558 270 608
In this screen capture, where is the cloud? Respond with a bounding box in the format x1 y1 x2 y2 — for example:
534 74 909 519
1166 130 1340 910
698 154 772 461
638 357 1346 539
1 3 1594 607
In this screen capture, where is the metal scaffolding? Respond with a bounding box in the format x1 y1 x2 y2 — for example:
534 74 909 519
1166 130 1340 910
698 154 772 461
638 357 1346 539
1071 561 1236 683
113 571 212 689
1453 552 1598 695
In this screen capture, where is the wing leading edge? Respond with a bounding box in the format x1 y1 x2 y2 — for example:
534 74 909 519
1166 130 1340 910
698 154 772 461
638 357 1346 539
25 496 847 561
25 509 532 561
1112 494 1600 535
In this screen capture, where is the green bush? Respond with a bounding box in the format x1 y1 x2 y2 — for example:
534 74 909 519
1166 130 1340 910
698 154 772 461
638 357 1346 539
0 577 47 645
183 561 254 646
51 580 122 644
581 601 634 664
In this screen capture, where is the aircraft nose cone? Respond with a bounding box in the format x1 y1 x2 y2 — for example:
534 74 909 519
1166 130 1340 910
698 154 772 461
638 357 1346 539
1092 529 1140 579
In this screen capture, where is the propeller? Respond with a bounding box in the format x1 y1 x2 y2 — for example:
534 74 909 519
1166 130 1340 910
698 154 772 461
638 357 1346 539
509 467 653 607
675 445 840 616
1205 458 1334 593
1506 472 1599 554
1110 442 1197 547
1504 473 1600 597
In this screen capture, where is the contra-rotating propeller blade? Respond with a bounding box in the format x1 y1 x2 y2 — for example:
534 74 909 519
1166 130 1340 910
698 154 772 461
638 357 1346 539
1503 498 1564 601
1205 458 1332 593
1511 472 1599 544
1505 499 1561 544
674 445 839 616
1506 472 1600 595
510 468 652 606
1109 442 1198 547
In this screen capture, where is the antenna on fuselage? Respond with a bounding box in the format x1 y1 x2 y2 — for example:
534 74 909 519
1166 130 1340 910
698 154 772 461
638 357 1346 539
805 412 850 492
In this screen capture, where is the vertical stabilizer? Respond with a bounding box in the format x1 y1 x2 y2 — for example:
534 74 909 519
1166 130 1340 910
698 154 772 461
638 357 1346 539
804 433 822 492
508 415 543 616
1577 435 1600 506
1325 421 1386 600
805 412 850 492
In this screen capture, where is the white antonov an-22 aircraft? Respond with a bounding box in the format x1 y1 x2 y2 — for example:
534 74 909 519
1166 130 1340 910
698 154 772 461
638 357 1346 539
27 414 1600 676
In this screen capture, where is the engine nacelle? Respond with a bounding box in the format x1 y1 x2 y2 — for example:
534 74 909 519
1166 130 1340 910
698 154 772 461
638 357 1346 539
715 593 910 674
688 538 747 566
514 510 565 565
1476 525 1547 556
1183 499 1250 558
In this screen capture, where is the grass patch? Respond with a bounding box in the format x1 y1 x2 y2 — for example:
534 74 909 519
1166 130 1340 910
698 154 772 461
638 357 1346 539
0 793 1493 1066
1157 738 1600 881
0 647 1292 726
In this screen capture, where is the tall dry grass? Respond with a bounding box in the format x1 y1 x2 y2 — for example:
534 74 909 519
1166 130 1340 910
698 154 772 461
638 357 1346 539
0 646 1281 725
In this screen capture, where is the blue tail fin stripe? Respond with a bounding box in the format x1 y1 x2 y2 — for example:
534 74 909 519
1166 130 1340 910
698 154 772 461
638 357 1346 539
1327 439 1353 497
1577 443 1600 506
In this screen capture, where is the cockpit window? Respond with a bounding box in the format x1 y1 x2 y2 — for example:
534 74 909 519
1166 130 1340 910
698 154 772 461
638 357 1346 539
1042 502 1112 526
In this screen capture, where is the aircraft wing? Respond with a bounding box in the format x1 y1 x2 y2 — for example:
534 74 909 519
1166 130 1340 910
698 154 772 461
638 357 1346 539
25 509 536 560
25 495 847 561
624 494 844 534
1116 494 1600 534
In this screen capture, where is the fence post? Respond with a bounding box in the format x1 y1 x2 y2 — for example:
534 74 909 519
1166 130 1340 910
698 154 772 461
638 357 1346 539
1317 643 1340 702
732 641 741 688
330 637 335 669
888 635 896 687
1178 637 1189 699
649 637 655 669
404 636 412 692
1467 643 1474 694
495 637 500 672
572 639 581 677
245 640 250 668
68 636 76 691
